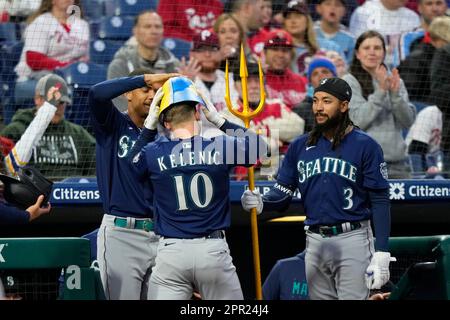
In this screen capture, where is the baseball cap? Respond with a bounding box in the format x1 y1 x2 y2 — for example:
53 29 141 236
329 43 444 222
234 60 261 80
35 74 72 105
283 0 309 18
264 29 294 49
192 29 220 51
314 77 352 102
307 57 337 80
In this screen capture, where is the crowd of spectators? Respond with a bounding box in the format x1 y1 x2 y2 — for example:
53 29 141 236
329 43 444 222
1 0 449 180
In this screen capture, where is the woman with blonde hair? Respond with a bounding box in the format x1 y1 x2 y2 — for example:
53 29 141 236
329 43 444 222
14 0 89 104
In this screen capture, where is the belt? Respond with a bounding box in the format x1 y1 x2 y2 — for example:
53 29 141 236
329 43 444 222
307 221 362 237
114 217 154 232
205 230 225 239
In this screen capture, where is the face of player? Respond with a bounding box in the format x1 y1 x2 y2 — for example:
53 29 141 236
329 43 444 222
283 12 308 37
217 18 241 48
235 76 261 104
418 0 448 25
356 36 385 73
126 86 155 118
190 47 221 73
52 0 75 12
134 12 164 50
310 67 335 88
316 0 346 25
262 0 273 25
265 47 293 71
312 91 348 131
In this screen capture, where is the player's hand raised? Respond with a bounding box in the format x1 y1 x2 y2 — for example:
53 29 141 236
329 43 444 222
241 189 263 215
144 87 163 130
26 195 51 221
144 73 180 90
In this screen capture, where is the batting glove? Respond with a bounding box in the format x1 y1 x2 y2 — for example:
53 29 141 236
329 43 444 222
144 87 164 130
365 252 395 289
197 91 225 128
46 85 62 107
241 189 263 215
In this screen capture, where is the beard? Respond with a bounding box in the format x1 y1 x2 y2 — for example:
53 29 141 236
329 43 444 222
200 61 221 73
313 110 343 133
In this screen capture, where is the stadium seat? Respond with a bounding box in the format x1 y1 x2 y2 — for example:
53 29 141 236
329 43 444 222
80 0 105 21
114 0 158 16
0 41 24 124
55 62 107 127
95 16 134 41
162 37 192 60
0 23 18 43
89 39 122 65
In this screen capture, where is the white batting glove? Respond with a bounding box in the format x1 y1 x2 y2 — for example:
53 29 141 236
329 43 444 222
241 189 263 215
197 91 225 128
144 87 164 130
365 252 395 289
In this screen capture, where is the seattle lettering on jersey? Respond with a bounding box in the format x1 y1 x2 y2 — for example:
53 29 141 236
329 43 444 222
157 150 222 172
297 157 357 183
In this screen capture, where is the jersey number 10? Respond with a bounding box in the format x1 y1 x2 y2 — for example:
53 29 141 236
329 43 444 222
173 173 214 211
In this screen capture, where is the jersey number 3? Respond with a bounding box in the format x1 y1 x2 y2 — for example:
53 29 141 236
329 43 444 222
343 187 353 210
174 173 213 211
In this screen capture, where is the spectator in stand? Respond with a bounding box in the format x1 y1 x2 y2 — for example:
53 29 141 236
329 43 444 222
231 0 267 56
349 0 420 67
14 0 89 105
399 0 448 61
262 0 280 31
398 0 448 105
221 61 305 179
0 0 41 22
428 16 450 167
263 29 307 109
342 30 416 179
189 30 239 112
293 57 337 132
282 0 343 75
1 74 95 179
213 13 249 73
314 0 356 64
406 105 444 178
108 11 180 111
157 0 223 42
325 50 348 76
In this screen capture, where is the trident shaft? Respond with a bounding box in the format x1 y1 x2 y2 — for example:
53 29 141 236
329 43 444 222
225 44 266 300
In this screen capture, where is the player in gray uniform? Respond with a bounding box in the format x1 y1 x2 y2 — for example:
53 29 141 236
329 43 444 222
242 78 394 299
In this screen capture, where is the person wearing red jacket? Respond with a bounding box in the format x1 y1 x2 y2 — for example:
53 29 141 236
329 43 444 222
263 29 308 109
157 0 223 42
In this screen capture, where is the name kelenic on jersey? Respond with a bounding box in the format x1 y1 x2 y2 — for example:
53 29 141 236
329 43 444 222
297 157 358 184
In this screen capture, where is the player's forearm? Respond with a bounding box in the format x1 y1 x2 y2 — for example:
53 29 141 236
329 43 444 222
0 203 30 224
89 76 147 103
368 188 391 252
126 128 158 163
262 182 295 213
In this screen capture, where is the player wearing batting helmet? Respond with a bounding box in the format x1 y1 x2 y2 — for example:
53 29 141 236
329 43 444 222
127 76 267 299
88 69 178 300
242 77 393 300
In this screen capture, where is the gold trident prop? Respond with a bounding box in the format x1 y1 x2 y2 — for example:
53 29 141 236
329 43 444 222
225 44 266 300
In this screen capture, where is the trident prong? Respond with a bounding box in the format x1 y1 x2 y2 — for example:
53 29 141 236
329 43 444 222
225 44 266 128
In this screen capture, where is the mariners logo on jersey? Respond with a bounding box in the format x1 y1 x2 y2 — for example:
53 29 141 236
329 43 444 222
118 135 136 158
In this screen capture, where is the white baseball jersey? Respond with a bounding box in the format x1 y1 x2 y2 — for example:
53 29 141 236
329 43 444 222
405 105 442 154
15 12 90 81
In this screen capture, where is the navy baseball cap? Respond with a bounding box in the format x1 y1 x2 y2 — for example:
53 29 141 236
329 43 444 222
314 77 352 102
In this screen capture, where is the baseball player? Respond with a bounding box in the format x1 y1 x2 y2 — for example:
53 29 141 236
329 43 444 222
242 77 393 300
0 195 50 224
263 250 308 300
88 69 178 300
128 76 266 300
